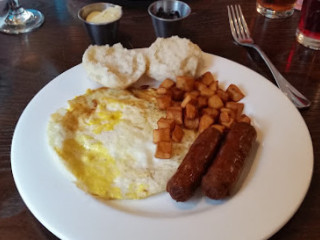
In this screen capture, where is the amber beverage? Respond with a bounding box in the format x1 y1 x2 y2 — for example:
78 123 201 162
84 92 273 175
257 0 297 18
296 0 320 50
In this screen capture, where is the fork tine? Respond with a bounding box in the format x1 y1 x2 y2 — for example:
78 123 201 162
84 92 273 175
227 5 238 42
234 5 246 39
230 5 241 40
236 4 251 39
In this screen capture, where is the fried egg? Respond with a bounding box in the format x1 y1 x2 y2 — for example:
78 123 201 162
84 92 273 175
48 87 197 199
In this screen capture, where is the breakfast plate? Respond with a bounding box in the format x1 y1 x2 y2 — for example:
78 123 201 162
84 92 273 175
11 52 313 240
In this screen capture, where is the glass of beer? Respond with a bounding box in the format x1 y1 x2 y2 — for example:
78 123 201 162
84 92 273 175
256 0 297 18
296 0 320 50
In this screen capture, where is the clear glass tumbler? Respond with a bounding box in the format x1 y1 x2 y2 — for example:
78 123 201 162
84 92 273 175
256 0 297 18
296 0 320 50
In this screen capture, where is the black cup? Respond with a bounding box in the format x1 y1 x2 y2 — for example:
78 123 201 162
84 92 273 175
78 3 122 45
148 0 191 38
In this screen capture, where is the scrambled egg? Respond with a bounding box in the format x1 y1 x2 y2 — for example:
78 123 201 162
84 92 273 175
48 88 196 199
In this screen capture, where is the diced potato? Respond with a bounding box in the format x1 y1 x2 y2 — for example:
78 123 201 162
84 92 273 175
197 96 208 108
208 95 224 109
166 106 183 125
209 81 218 92
157 118 175 131
194 81 207 91
159 78 175 89
202 107 219 119
185 103 198 119
226 84 245 102
220 107 236 119
211 124 225 133
200 87 215 97
220 118 234 128
155 141 172 159
188 90 200 98
156 95 172 110
184 117 199 130
172 101 181 107
172 125 184 142
219 110 235 128
181 95 195 108
219 111 231 123
225 101 244 118
238 114 251 124
184 92 199 102
216 89 229 102
171 87 185 101
200 72 215 86
153 128 171 143
199 114 214 133
176 76 194 91
157 87 171 95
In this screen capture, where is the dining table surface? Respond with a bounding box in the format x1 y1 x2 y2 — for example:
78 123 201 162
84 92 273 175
1 0 319 239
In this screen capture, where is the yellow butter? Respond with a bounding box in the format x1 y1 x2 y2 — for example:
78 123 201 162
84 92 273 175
86 6 122 24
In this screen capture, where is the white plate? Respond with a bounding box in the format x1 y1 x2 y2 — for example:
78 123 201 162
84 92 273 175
11 53 313 240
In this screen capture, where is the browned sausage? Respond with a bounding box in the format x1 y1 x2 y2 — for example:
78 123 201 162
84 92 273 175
166 127 222 201
201 122 257 199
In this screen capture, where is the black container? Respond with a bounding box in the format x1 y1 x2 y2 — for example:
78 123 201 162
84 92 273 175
148 0 191 38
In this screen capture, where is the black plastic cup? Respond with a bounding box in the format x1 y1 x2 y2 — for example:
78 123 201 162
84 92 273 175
78 2 122 45
148 0 191 38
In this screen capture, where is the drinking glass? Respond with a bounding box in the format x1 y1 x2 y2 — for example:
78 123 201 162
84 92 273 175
0 0 9 26
296 0 320 50
0 0 44 34
256 0 297 18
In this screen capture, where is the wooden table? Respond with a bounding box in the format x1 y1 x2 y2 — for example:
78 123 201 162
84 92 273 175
1 0 319 239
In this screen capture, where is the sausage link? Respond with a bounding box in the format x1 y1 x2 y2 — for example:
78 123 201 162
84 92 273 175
201 122 257 199
166 127 222 201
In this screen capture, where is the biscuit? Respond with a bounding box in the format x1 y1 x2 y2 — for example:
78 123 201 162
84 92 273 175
147 36 203 82
82 43 147 89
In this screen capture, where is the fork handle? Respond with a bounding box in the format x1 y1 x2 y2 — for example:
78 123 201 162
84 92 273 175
250 44 311 109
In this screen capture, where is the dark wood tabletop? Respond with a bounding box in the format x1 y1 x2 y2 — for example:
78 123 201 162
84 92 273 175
1 0 319 239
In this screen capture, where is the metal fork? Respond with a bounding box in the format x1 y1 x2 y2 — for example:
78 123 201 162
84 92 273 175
227 4 311 109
